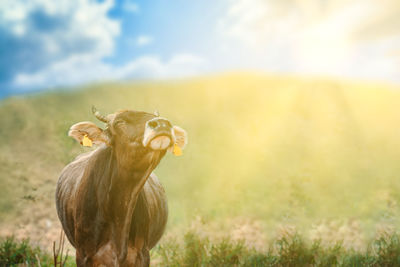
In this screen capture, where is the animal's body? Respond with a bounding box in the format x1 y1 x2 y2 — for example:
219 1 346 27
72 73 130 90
55 108 187 266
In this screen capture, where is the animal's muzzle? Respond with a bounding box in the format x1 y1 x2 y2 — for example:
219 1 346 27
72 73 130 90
148 118 171 131
143 118 174 150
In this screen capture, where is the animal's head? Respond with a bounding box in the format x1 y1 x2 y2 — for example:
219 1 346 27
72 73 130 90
68 107 187 166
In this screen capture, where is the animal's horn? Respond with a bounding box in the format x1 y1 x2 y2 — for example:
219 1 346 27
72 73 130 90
92 106 109 123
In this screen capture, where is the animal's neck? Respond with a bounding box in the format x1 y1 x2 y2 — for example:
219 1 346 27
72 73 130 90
107 150 161 262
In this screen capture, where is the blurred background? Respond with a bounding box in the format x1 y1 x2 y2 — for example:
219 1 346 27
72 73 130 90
1 0 400 261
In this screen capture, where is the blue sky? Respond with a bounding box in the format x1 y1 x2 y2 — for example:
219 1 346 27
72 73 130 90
0 0 399 98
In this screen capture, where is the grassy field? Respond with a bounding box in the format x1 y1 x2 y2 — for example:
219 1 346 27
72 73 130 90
3 229 400 266
1 73 400 264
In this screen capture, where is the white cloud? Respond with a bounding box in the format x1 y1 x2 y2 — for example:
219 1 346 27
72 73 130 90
14 56 113 88
136 35 153 47
118 54 206 79
13 54 206 89
217 0 400 82
123 0 139 13
0 0 205 91
0 0 120 89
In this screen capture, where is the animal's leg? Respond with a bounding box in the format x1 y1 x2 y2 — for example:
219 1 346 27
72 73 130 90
141 248 150 267
127 192 151 266
91 242 119 266
124 236 150 267
125 246 139 266
124 247 150 267
76 250 86 267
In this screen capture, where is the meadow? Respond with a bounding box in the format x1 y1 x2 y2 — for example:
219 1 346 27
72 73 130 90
1 73 400 265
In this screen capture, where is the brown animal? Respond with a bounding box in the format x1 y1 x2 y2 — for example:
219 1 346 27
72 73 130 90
55 107 187 266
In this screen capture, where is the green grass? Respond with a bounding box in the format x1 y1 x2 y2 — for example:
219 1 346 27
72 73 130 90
1 73 400 261
3 230 400 267
153 230 400 266
0 236 42 266
0 236 75 266
153 229 400 267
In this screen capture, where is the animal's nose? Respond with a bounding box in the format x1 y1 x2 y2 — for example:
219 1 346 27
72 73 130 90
148 118 172 130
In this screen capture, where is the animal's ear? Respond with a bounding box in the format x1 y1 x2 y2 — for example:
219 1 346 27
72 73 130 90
172 125 188 150
68 121 109 146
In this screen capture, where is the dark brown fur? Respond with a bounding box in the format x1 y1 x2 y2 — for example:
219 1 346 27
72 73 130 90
56 111 172 266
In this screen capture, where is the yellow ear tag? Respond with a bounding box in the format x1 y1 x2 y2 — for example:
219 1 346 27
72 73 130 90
82 134 93 147
172 143 182 156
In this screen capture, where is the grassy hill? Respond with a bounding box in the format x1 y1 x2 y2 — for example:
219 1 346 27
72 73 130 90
1 73 400 254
